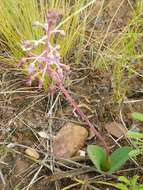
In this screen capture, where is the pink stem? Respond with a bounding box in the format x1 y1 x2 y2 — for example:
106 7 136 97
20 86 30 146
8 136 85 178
59 84 109 155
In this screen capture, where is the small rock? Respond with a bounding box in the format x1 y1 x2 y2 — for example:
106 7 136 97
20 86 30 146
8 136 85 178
78 150 86 157
25 148 40 159
105 122 128 138
53 122 88 158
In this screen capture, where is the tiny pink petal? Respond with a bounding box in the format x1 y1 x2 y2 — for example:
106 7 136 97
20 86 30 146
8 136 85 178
27 63 35 74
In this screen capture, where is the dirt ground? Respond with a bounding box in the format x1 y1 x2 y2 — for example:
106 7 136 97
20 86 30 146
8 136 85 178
0 0 143 190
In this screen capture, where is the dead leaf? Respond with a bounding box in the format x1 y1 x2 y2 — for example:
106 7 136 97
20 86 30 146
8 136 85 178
53 122 88 158
105 122 128 138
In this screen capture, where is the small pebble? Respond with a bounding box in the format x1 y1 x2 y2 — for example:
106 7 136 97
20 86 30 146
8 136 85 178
25 148 40 159
79 150 86 157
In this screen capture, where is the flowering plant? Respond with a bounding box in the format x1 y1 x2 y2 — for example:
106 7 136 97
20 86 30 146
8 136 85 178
18 11 69 90
18 11 109 154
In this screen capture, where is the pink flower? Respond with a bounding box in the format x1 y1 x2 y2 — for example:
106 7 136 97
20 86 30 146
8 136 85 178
19 11 69 89
27 63 35 74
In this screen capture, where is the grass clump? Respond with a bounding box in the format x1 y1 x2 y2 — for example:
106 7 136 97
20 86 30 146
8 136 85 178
0 0 94 65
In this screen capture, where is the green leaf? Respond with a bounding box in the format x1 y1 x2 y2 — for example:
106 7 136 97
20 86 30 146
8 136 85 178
87 145 107 172
129 149 142 157
131 175 139 188
114 183 128 190
118 176 130 185
131 112 143 121
138 185 143 190
128 131 143 139
108 147 131 174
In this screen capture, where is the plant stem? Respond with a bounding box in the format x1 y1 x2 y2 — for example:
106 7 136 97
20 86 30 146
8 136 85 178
59 83 109 155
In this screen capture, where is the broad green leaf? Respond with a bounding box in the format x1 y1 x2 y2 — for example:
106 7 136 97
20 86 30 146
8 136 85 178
128 131 143 139
109 147 131 174
87 145 107 172
118 176 130 185
131 112 143 121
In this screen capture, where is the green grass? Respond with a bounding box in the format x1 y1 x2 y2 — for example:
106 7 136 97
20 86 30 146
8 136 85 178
0 0 96 65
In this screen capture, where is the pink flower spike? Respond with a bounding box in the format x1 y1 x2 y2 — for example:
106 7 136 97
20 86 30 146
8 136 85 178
18 11 109 154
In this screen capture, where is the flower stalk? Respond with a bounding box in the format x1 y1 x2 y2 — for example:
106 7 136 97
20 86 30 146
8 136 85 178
18 11 109 154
